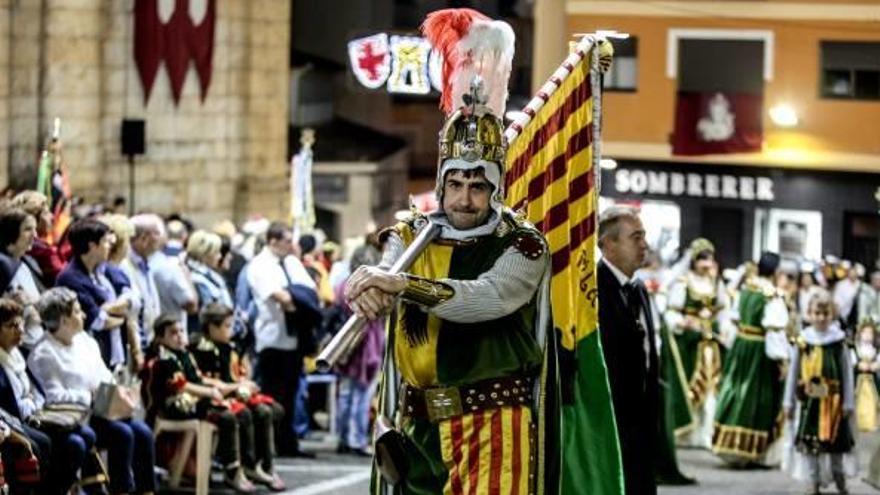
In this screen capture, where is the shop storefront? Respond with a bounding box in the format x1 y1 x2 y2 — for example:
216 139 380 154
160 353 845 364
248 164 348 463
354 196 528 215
600 160 880 270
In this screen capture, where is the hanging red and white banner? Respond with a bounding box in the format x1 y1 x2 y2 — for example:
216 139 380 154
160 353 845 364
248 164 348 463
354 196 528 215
671 91 763 156
347 33 391 89
134 0 216 105
347 32 444 95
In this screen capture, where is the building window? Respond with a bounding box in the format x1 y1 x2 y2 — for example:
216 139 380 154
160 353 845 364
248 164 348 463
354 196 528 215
820 41 880 100
604 37 637 92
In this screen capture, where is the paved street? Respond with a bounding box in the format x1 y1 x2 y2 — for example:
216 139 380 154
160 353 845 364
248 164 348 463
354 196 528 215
662 430 880 495
278 433 880 495
158 434 372 494
161 431 880 494
273 452 371 495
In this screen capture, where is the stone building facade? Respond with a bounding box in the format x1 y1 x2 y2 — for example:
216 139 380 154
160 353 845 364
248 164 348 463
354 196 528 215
0 0 291 226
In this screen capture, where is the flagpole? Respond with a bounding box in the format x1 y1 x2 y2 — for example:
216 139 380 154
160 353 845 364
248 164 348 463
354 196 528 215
503 34 599 144
590 39 605 196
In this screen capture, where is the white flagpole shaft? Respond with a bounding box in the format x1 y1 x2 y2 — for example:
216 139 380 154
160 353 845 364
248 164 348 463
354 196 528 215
590 40 605 196
503 34 599 145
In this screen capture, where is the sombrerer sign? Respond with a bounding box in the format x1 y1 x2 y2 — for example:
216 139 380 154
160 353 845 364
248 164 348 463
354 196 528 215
614 168 775 201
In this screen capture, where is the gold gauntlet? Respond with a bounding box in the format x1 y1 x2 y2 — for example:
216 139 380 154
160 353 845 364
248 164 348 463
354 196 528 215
400 274 454 307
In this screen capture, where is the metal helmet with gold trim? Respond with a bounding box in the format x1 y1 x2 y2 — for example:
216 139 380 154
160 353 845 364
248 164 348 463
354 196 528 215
422 9 514 213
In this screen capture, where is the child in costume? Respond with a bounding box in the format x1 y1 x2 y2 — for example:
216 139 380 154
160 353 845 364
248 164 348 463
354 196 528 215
141 315 256 493
853 319 880 432
783 290 855 495
189 303 285 491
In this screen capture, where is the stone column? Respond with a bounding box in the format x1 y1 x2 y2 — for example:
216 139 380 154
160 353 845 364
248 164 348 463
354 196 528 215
236 0 291 223
5 0 43 190
0 0 10 189
42 0 104 193
532 0 567 93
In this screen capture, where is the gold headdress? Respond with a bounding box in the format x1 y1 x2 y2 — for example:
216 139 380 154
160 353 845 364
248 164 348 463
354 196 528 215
422 9 515 206
690 238 715 256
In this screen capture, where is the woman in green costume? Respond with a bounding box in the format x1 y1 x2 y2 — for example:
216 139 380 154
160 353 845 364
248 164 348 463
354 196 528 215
638 255 696 485
712 251 790 466
664 238 732 449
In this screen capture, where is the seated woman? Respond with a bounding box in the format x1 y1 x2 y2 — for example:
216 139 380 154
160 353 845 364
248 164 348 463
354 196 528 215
0 412 41 494
28 287 156 495
143 314 255 493
99 214 146 374
0 208 44 355
56 219 134 372
189 303 285 491
184 230 233 334
0 296 97 495
10 191 64 288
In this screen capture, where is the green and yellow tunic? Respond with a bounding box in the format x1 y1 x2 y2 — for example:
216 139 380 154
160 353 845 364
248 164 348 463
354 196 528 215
712 277 789 464
377 210 549 495
664 272 727 440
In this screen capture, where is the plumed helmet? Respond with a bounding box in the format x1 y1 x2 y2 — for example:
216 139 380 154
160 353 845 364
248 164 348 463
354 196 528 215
421 9 514 209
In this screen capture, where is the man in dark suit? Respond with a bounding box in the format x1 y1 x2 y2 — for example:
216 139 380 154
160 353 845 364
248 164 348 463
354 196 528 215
597 205 657 495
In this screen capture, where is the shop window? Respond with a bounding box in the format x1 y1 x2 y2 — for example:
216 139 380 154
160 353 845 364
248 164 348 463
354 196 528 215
604 37 637 92
820 41 880 100
753 208 822 262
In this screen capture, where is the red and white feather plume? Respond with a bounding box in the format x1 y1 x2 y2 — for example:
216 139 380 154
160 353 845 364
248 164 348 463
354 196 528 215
422 8 515 117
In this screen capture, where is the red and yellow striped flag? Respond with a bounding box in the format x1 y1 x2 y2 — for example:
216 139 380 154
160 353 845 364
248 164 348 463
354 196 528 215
505 38 624 495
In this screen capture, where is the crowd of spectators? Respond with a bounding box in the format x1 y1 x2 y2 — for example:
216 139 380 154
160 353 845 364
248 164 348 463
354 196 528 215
0 190 384 494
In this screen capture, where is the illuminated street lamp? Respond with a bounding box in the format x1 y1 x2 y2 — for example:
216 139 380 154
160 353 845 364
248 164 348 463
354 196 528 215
769 103 799 127
600 158 618 170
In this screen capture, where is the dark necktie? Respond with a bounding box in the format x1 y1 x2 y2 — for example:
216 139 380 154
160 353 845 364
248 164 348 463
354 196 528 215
622 282 641 321
623 282 649 376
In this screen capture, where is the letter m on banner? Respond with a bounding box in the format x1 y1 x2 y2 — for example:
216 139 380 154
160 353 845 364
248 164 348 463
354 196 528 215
504 37 625 495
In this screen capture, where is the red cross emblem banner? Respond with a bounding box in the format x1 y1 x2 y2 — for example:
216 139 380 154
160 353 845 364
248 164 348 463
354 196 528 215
347 33 443 95
348 34 392 90
134 0 216 105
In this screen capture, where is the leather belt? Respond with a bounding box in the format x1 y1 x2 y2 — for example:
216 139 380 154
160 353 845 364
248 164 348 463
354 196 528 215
738 324 765 338
400 375 533 423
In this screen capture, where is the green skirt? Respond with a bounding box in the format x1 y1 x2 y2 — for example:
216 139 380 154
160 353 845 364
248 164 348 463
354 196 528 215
660 325 696 436
711 335 784 463
656 336 696 485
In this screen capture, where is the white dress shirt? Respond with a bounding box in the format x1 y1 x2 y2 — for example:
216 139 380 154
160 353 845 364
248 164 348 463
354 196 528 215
247 248 316 353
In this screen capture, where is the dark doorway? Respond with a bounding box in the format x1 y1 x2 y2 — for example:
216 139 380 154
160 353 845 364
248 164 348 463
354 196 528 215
315 206 340 242
701 206 745 270
843 211 880 271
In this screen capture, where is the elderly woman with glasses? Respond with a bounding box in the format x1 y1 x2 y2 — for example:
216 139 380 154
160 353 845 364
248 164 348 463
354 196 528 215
28 287 156 495
0 297 97 494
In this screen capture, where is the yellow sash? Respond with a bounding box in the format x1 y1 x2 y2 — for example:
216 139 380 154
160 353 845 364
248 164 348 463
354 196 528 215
393 227 453 387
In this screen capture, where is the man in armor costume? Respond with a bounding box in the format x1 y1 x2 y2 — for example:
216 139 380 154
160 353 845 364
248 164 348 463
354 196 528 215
711 251 790 466
345 9 555 495
664 238 731 448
